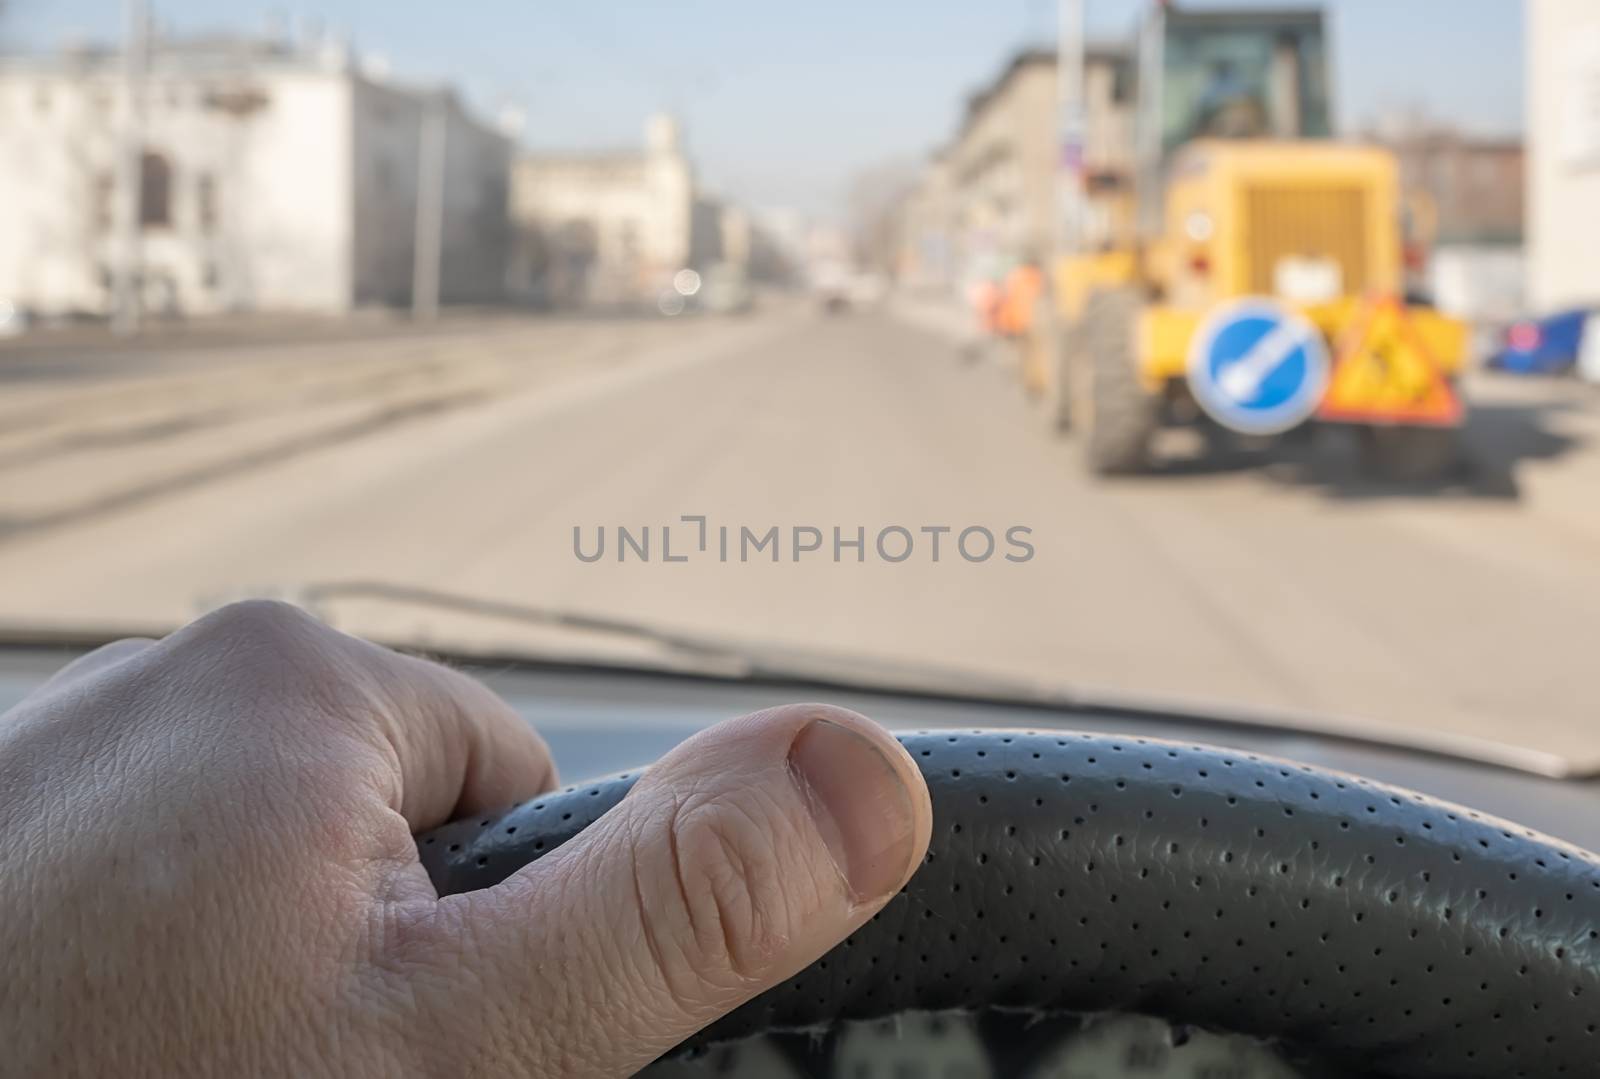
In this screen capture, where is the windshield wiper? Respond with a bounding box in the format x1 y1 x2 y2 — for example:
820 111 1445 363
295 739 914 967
296 579 757 675
292 580 1593 782
0 582 1585 781
295 579 1083 702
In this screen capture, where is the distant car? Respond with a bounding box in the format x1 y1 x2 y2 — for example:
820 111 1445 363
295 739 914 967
811 264 887 314
1490 307 1594 375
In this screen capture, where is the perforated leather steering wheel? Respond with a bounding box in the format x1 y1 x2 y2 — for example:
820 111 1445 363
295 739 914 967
417 730 1600 1077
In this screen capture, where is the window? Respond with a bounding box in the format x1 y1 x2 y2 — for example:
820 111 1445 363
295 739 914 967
93 173 115 233
140 151 173 228
1160 18 1332 150
196 174 218 233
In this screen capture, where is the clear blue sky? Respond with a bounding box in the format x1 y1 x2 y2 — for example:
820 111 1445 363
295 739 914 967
2 1 1524 214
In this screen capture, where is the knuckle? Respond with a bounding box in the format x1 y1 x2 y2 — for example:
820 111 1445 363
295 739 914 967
644 789 797 997
197 598 325 644
172 601 380 735
175 601 339 680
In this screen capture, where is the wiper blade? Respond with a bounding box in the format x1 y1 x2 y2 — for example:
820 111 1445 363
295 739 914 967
296 580 756 674
295 580 1037 695
0 583 1588 782
296 581 1596 782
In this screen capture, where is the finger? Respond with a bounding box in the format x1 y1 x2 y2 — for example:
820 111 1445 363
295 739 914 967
39 638 156 692
369 646 561 829
413 704 932 1077
165 601 558 832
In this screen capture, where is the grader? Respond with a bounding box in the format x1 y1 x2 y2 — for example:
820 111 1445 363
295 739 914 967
1033 6 1467 478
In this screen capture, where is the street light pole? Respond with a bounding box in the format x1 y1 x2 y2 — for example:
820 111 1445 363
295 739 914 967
112 0 148 335
412 91 446 321
1055 0 1087 260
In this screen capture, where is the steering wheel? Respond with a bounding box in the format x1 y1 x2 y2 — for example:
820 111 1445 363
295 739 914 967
417 730 1600 1077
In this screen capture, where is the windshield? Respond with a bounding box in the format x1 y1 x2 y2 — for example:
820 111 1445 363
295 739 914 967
1 1 1591 763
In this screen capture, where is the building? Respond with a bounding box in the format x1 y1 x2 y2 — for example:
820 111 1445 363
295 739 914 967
1377 125 1525 247
0 33 513 319
948 49 1058 270
899 45 1134 294
509 114 696 307
1358 113 1528 326
1527 0 1600 312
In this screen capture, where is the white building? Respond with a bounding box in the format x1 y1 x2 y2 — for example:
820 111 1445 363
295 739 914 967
0 35 512 318
1527 0 1600 312
509 114 695 306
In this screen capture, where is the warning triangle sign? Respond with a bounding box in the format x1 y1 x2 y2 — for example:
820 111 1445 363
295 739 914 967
1317 296 1463 426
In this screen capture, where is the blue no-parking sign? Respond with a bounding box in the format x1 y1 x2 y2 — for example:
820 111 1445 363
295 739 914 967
1186 298 1331 435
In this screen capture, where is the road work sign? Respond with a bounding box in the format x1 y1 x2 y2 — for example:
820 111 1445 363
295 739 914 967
1318 296 1463 426
1186 298 1330 435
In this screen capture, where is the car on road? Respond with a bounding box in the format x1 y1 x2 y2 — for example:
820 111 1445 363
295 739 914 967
812 262 889 314
1490 307 1596 376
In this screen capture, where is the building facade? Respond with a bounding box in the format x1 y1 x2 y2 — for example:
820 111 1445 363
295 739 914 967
1527 0 1600 311
0 35 512 318
1382 128 1524 246
509 114 696 307
1367 124 1527 326
948 50 1059 271
899 46 1134 294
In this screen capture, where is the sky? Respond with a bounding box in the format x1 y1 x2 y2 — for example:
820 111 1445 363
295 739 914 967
0 1 1526 216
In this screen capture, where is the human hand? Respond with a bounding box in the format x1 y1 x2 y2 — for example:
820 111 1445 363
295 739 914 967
0 601 932 1076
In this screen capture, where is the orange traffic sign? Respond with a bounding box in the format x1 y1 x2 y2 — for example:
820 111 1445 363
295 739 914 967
1317 296 1463 426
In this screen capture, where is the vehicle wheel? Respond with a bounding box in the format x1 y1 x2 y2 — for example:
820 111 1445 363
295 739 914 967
1069 287 1158 474
1359 425 1460 482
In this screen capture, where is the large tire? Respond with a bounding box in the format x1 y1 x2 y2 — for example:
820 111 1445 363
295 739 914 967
1069 287 1158 475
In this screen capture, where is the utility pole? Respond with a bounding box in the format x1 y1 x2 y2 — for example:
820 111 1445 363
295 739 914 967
1055 0 1087 259
112 0 148 335
411 91 446 321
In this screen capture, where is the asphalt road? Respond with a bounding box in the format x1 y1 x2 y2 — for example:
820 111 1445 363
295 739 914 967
2 303 1597 766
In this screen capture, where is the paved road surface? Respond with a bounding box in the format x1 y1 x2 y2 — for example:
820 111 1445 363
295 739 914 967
2 305 1597 766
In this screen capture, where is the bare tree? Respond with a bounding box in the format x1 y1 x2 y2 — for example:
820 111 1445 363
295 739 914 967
847 158 918 274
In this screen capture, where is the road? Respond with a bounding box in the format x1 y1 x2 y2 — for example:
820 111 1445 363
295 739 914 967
2 303 1598 766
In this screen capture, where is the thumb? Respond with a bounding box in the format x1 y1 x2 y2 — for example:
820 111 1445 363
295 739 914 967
419 705 932 1077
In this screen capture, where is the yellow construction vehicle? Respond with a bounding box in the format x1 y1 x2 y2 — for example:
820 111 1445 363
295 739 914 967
1037 5 1468 477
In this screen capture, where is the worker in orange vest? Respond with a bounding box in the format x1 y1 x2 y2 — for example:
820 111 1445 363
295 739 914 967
998 256 1044 339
